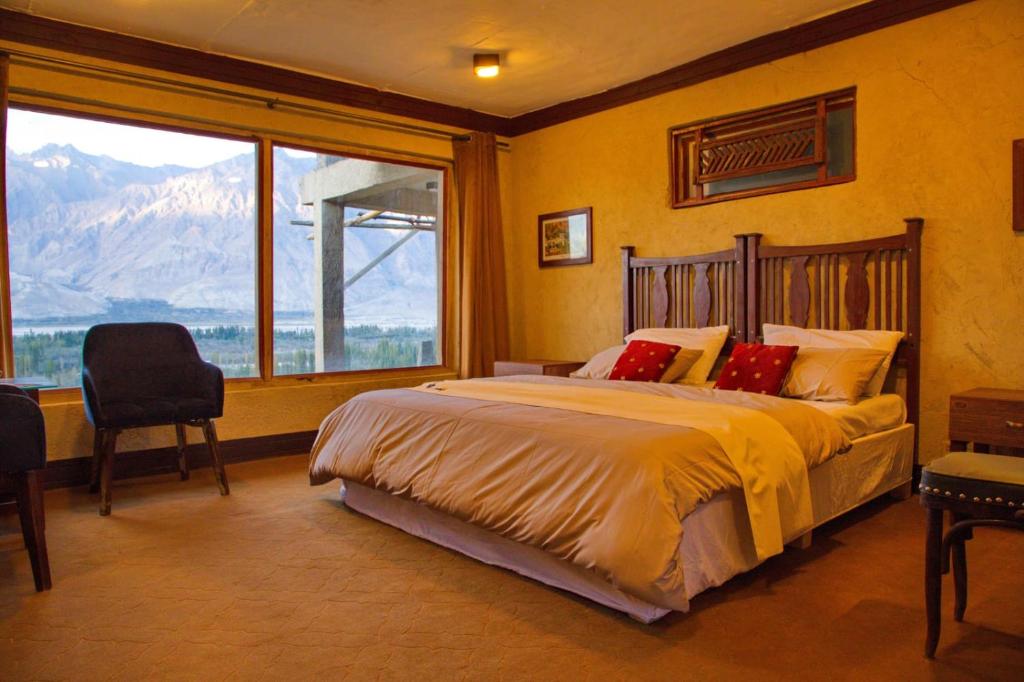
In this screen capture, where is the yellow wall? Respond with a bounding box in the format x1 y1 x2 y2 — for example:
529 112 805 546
0 43 514 461
505 0 1024 462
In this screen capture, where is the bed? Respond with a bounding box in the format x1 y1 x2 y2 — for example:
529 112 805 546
309 218 924 622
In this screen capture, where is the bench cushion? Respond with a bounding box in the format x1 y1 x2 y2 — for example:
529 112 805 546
921 452 1024 510
924 452 1024 486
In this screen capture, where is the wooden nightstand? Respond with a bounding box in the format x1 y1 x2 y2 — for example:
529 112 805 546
493 360 585 378
949 388 1024 453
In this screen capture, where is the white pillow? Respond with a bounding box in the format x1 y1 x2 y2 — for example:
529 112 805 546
570 344 703 383
570 345 624 379
762 324 903 396
624 326 730 385
782 347 889 403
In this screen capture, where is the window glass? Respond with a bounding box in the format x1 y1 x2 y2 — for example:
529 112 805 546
272 146 442 374
825 106 855 178
706 164 818 196
5 108 258 387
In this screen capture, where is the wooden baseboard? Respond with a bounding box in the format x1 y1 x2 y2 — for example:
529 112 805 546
0 430 317 508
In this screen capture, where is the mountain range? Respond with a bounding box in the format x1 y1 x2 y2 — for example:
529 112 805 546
5 143 439 327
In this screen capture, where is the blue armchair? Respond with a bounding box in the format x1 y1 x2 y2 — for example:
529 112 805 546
82 323 229 515
0 384 51 591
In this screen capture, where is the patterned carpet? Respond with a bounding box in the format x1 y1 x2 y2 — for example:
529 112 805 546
1 454 1022 681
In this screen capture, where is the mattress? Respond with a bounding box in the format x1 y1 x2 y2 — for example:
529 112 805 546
694 384 906 441
800 393 906 441
342 423 914 623
312 376 853 610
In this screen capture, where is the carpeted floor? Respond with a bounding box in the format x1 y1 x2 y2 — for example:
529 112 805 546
0 454 1021 681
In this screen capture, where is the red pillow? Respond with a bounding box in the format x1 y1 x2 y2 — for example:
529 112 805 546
609 340 683 382
714 343 798 395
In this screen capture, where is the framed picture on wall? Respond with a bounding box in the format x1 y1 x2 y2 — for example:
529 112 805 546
538 207 592 268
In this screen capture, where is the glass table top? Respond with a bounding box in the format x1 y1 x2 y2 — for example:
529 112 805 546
0 376 60 390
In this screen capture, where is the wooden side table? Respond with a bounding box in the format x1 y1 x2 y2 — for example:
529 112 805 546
0 377 56 403
949 387 1024 454
493 360 585 378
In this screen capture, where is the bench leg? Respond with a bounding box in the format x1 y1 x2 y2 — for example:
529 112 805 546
99 429 117 516
175 423 190 481
925 506 944 658
951 513 968 622
15 469 51 591
201 420 229 496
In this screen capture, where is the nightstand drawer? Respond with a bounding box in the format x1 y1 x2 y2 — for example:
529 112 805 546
950 390 1024 449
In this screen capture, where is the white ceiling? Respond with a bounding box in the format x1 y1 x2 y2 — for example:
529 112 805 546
3 0 867 117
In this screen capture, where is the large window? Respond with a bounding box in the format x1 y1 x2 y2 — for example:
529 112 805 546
5 108 258 386
2 108 448 390
272 145 443 374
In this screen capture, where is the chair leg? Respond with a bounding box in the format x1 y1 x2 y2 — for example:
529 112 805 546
175 423 190 481
201 420 229 496
15 469 51 591
99 429 118 516
925 506 944 658
89 428 103 494
951 513 968 622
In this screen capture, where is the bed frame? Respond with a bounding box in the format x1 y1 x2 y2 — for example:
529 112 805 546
338 219 926 623
621 217 923 457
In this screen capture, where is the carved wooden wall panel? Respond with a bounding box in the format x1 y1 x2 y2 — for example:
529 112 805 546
670 87 855 208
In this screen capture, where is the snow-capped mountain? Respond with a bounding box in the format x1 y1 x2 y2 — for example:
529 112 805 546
5 144 439 327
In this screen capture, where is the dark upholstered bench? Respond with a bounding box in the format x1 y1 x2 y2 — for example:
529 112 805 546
0 385 51 591
920 452 1024 658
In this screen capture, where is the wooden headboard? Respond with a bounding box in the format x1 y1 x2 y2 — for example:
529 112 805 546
620 236 747 346
621 217 923 452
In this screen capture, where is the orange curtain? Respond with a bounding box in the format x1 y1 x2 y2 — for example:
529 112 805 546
0 52 13 377
452 132 509 378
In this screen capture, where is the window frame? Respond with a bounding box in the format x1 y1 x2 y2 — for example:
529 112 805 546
1 101 451 397
669 87 856 208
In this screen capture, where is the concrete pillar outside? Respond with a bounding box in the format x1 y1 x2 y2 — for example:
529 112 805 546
314 199 345 371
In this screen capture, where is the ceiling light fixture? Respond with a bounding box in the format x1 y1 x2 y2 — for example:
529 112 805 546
473 53 500 78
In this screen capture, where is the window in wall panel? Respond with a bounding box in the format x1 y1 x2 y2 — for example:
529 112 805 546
272 145 443 375
670 88 855 207
5 108 258 387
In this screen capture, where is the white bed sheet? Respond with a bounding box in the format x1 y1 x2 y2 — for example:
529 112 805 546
799 393 906 440
342 423 914 623
695 385 906 442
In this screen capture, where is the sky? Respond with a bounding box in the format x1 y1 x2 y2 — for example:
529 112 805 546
6 108 314 167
